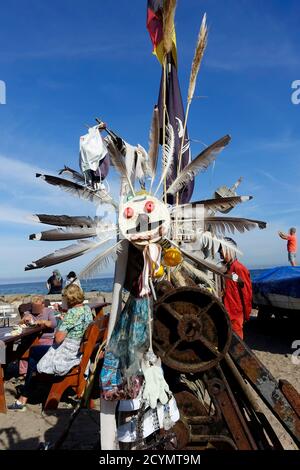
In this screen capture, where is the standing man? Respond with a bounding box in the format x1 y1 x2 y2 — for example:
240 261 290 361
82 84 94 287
278 227 297 266
219 238 252 340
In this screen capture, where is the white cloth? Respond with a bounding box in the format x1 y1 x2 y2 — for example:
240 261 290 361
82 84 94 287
37 337 81 376
118 395 180 443
65 277 82 289
80 126 107 172
141 357 169 409
140 244 161 297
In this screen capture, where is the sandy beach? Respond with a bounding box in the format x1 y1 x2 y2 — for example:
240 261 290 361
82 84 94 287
1 298 300 450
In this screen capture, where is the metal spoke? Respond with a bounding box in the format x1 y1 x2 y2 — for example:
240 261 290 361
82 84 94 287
163 338 182 357
197 301 215 317
198 335 221 358
160 302 182 321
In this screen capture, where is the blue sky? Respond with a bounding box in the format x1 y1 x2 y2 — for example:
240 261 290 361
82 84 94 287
0 0 300 282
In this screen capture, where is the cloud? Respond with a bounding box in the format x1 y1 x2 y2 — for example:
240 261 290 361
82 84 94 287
0 205 38 226
258 170 300 194
0 41 131 63
0 154 47 185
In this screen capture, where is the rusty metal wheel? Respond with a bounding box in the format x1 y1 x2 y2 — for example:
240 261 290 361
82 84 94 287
153 287 232 373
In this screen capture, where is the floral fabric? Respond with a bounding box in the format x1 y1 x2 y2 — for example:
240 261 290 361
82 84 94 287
57 304 93 340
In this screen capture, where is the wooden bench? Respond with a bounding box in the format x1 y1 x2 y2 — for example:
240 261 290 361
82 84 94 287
43 314 109 410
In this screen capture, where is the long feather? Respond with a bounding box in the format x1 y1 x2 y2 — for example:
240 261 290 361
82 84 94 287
80 240 124 279
58 165 85 184
29 224 117 241
203 216 267 234
163 0 177 56
25 237 114 271
154 123 175 195
187 13 208 103
175 216 266 233
105 137 135 195
171 196 253 216
31 214 102 228
36 174 117 208
148 106 160 189
166 135 231 195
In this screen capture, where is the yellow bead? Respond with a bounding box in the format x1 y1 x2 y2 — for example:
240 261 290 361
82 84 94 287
153 264 164 278
163 248 183 267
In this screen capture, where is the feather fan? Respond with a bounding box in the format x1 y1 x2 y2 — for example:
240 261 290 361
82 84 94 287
25 238 113 270
58 165 85 184
36 174 117 208
154 123 175 195
29 224 117 241
31 214 101 228
166 135 231 195
80 240 124 279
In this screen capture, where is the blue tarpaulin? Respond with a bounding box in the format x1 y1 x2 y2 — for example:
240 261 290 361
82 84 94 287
251 266 300 299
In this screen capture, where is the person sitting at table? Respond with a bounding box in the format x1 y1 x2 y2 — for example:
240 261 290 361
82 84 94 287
18 295 57 377
8 284 93 411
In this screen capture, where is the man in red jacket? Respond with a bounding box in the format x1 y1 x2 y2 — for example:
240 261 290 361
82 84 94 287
219 238 252 339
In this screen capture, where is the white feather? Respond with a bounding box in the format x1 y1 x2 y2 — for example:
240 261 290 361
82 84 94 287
106 137 135 195
198 231 242 258
166 135 231 195
154 123 175 196
80 240 124 279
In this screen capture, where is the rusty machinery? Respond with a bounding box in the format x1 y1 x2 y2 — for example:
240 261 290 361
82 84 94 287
151 285 300 450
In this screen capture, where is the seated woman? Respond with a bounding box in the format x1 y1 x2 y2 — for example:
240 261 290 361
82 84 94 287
8 284 93 411
18 295 57 377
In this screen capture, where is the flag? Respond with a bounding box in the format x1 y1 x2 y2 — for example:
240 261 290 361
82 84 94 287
146 0 177 66
146 1 194 204
158 53 194 204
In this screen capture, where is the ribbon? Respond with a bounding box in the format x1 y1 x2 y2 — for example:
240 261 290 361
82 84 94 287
140 243 161 297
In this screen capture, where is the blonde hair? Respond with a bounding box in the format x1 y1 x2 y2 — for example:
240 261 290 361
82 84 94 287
31 295 44 304
63 284 84 308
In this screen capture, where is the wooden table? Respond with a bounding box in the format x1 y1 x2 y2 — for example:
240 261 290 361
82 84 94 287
0 325 43 413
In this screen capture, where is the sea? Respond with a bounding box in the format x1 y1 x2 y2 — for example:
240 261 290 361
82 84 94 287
0 277 114 296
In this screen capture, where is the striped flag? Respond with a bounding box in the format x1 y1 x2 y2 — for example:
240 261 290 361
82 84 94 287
146 0 177 66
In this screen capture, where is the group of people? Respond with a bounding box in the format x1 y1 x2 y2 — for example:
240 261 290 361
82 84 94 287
8 283 92 411
46 270 81 295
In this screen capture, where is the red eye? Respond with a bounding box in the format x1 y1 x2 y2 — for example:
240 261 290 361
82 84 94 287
145 201 155 213
124 207 134 219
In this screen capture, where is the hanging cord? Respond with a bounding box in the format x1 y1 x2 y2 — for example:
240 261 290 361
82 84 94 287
147 294 153 353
